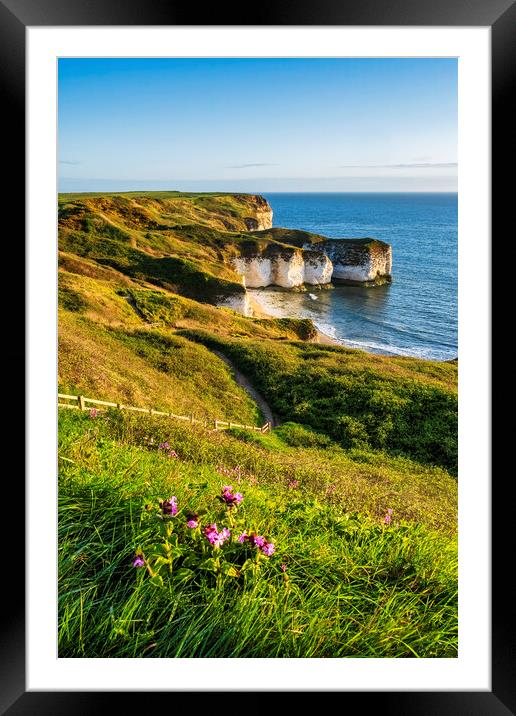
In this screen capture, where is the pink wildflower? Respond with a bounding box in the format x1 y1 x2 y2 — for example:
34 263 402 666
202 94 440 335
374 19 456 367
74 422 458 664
237 532 247 543
160 496 178 516
281 563 287 572
261 542 275 557
132 555 145 568
168 450 178 458
186 519 198 529
384 508 393 525
218 485 244 507
89 408 98 418
204 523 230 548
288 480 300 489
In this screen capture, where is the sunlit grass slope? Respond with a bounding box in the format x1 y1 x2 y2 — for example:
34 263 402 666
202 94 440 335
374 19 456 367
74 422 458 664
57 191 458 659
59 409 457 658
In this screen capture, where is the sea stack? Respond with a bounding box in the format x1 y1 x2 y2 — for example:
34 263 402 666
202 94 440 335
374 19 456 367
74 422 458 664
306 238 392 286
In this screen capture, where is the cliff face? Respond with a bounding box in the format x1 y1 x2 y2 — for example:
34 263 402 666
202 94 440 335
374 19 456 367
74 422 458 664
233 247 332 289
231 239 391 290
240 195 273 231
58 191 391 323
313 239 392 285
304 250 333 285
216 292 253 316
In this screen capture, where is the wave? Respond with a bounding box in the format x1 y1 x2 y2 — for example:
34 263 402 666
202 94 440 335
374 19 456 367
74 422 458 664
321 333 453 361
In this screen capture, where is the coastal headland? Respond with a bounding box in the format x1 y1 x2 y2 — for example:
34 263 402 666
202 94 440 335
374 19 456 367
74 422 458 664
58 189 458 659
59 192 392 320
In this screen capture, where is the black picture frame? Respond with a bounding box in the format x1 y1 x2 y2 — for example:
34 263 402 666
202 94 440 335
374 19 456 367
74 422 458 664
3 0 508 712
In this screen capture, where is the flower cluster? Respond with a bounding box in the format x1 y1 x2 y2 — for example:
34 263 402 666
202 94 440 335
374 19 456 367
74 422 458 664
204 523 231 548
133 487 277 583
384 508 393 525
238 532 275 556
160 496 178 516
218 485 244 507
288 480 300 490
89 408 98 418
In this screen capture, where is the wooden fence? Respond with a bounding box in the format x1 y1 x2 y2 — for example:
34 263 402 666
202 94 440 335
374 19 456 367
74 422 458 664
58 393 271 434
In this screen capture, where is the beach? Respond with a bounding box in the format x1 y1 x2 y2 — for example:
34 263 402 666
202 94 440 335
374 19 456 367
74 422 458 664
248 292 339 346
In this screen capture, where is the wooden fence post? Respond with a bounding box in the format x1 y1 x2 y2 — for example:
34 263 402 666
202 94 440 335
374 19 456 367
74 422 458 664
60 393 258 434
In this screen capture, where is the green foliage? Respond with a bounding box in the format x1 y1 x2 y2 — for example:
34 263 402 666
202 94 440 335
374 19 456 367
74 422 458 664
58 409 457 658
58 285 87 313
58 314 261 424
184 332 458 475
59 229 244 305
258 318 318 341
275 422 334 449
81 215 132 242
122 289 184 326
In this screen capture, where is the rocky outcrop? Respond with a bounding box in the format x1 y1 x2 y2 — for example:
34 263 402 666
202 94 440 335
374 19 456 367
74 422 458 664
271 249 305 288
233 256 273 288
306 239 392 285
232 239 391 289
233 247 333 289
216 292 253 316
303 250 333 285
241 195 273 231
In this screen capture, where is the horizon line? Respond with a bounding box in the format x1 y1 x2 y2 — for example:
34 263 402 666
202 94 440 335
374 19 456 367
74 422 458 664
58 187 458 195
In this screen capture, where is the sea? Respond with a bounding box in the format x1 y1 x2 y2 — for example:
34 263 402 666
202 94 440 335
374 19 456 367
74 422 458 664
252 193 458 362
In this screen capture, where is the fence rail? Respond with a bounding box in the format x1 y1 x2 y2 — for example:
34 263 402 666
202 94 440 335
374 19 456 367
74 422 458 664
58 393 271 434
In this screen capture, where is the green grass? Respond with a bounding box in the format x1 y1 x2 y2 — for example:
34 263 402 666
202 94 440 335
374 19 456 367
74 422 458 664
179 331 458 476
58 409 457 658
57 190 458 659
58 312 263 424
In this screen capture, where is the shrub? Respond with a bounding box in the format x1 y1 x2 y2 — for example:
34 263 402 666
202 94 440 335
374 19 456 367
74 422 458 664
275 422 333 449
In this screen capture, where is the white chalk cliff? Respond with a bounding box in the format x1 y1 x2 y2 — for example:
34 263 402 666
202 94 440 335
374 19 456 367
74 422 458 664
216 292 253 316
220 198 392 316
311 239 392 284
303 250 334 285
233 249 333 289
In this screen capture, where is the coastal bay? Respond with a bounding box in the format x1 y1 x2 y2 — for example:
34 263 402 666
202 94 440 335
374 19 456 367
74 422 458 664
259 193 457 361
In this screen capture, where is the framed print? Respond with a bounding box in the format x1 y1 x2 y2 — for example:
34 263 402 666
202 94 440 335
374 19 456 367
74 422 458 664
2 0 509 711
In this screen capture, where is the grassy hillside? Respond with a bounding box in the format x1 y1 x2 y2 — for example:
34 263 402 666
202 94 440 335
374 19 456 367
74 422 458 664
58 192 340 306
181 331 458 475
57 191 458 658
59 409 457 658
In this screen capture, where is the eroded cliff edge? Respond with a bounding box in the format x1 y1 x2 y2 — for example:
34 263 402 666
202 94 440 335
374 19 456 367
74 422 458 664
57 191 390 321
230 230 392 291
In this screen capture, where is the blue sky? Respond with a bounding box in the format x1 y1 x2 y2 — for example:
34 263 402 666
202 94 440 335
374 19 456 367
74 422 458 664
58 58 457 193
